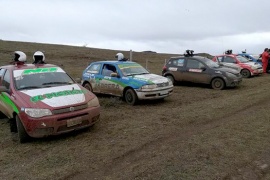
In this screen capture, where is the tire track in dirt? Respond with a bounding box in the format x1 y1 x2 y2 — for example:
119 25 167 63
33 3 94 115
68 95 270 179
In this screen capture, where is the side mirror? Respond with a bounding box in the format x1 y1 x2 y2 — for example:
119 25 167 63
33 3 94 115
0 86 9 93
110 72 119 77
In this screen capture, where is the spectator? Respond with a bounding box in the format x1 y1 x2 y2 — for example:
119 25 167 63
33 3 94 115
261 48 270 73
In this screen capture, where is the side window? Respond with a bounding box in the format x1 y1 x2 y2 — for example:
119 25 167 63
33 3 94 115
2 70 10 89
87 64 101 74
102 64 117 76
186 59 204 69
0 69 6 77
223 56 236 63
217 57 223 62
172 59 184 66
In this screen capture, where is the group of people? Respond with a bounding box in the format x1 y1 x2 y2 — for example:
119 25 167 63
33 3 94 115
11 51 46 65
261 48 270 73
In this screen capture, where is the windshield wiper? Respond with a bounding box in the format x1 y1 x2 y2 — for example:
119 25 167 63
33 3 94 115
18 86 42 90
42 82 73 85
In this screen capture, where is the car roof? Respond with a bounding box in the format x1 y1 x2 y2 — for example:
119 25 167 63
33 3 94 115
91 60 139 65
0 63 60 71
169 55 210 61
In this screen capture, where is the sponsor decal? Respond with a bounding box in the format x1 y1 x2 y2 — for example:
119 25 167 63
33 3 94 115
23 67 58 75
189 69 202 73
168 67 178 71
0 93 19 113
30 89 87 103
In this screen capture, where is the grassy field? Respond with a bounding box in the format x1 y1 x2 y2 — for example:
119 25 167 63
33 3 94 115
0 40 270 180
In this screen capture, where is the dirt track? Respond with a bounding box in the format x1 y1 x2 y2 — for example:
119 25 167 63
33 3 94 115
1 74 270 180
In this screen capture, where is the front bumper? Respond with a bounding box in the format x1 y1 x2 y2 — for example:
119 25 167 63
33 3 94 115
19 106 100 138
251 68 263 75
135 86 173 100
225 77 242 87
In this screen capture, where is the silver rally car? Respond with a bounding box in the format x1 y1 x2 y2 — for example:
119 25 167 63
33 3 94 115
162 51 242 90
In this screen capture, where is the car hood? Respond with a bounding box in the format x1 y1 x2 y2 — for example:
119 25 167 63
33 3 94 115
131 73 169 84
16 84 92 108
216 67 239 74
220 63 242 71
241 62 262 68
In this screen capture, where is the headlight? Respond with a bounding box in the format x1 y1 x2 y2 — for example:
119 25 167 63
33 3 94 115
87 96 100 107
24 108 52 118
168 79 173 86
225 72 236 78
141 84 157 89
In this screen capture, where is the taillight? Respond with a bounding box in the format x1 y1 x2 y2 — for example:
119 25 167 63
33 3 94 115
162 66 167 71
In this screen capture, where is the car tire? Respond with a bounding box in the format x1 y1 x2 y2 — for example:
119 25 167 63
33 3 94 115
16 115 30 143
241 69 251 78
211 78 225 90
124 88 138 105
166 75 175 85
83 83 93 92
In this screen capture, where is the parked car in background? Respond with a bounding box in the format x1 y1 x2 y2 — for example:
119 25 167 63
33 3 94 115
81 60 173 105
237 52 262 65
162 50 242 90
0 53 100 143
213 51 263 78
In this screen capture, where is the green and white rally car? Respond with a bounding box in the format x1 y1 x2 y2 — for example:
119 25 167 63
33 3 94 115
81 60 174 105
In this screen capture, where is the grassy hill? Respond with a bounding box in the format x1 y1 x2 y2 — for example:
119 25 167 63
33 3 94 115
0 40 212 78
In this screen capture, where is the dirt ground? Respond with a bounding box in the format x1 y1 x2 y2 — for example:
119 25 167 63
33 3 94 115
0 41 270 180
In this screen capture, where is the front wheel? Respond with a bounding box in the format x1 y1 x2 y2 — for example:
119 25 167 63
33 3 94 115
166 75 175 85
124 89 138 105
83 83 93 92
211 78 225 90
241 69 251 78
16 115 30 143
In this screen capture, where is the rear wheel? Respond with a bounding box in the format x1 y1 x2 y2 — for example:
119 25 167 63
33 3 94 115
166 75 175 85
241 69 251 78
16 115 30 143
211 78 225 90
124 89 138 105
83 83 93 92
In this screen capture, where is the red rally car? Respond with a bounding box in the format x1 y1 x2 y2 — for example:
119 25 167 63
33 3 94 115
212 51 263 78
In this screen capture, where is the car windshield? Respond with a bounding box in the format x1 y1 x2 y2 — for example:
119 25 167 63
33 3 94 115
13 67 74 90
236 55 249 63
204 59 220 68
118 63 149 76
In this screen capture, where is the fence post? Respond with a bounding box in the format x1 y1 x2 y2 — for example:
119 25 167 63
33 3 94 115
130 49 133 61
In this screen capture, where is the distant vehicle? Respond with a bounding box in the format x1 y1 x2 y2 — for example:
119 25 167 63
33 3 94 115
162 50 242 90
213 50 263 78
81 60 173 105
0 53 100 143
237 52 262 65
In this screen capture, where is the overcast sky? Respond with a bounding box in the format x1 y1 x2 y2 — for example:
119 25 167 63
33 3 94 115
1 0 270 55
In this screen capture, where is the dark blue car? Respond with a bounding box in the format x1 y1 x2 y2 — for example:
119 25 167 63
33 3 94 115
237 53 262 65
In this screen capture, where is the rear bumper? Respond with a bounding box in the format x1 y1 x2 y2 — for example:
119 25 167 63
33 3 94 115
20 106 100 138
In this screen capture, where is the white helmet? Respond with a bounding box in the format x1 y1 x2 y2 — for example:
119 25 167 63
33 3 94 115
14 51 27 62
115 53 124 60
33 51 45 61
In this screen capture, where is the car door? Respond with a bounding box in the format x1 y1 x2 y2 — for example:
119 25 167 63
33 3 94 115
99 63 122 96
84 63 102 93
167 58 185 81
182 58 210 83
0 69 15 118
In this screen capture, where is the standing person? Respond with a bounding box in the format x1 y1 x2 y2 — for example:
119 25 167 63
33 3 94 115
261 48 270 73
